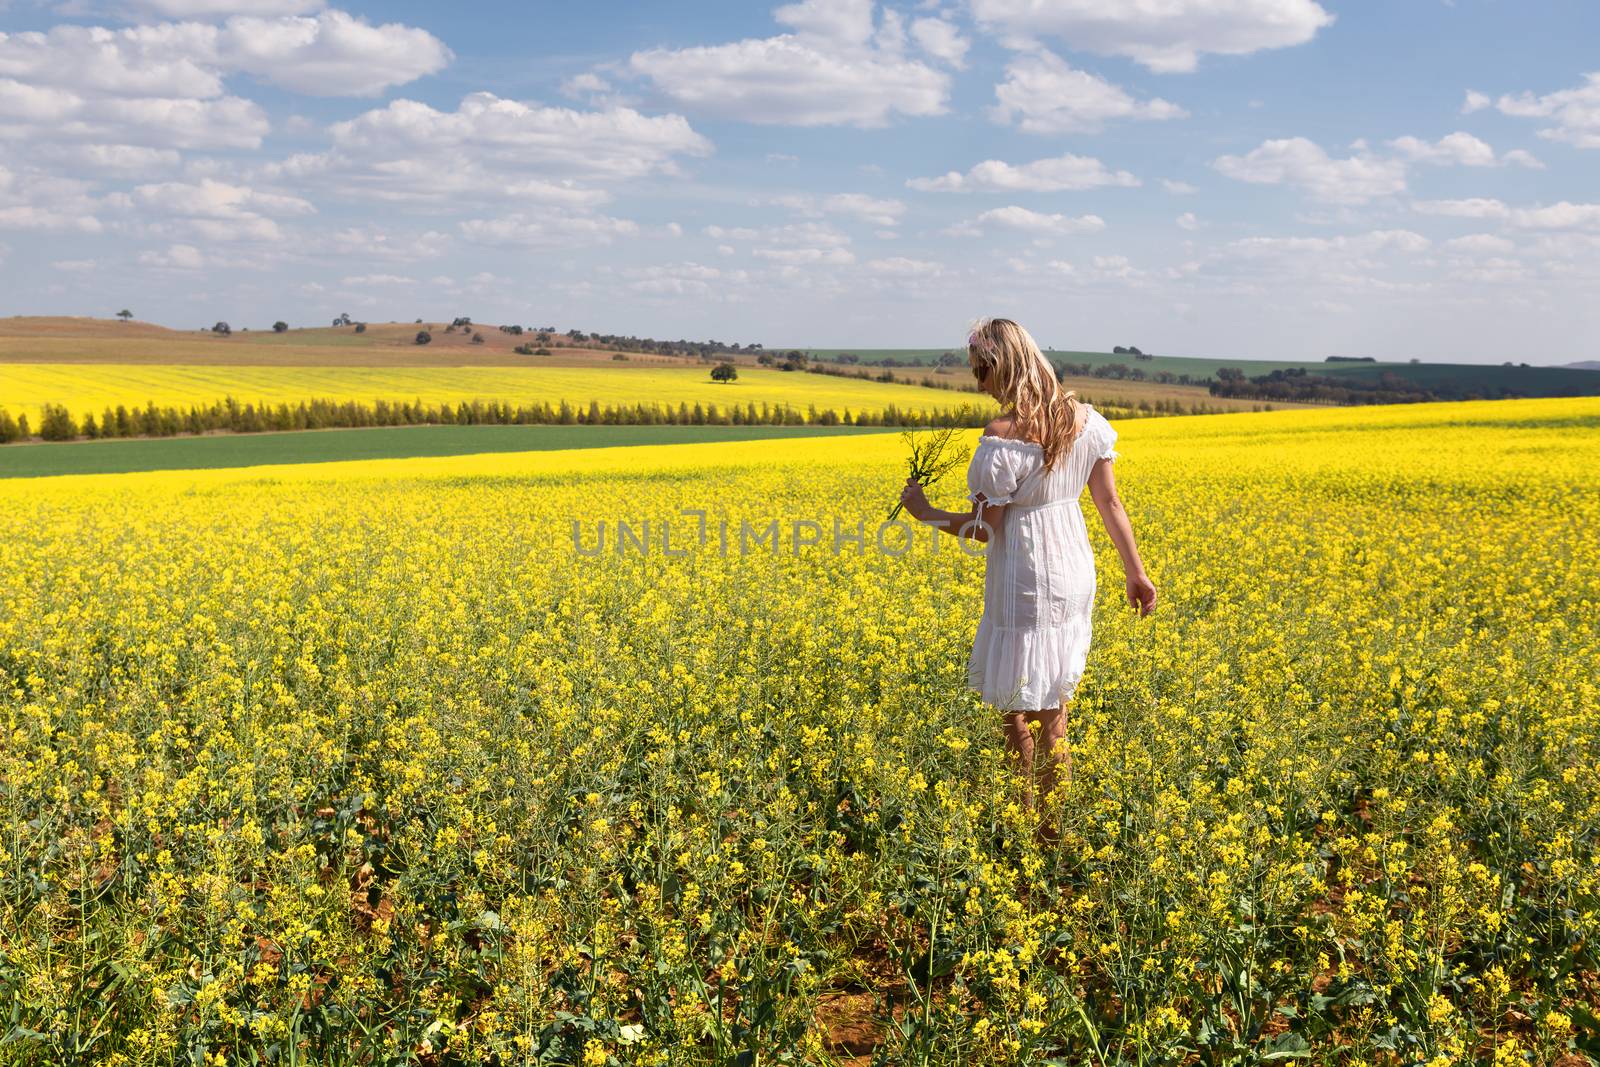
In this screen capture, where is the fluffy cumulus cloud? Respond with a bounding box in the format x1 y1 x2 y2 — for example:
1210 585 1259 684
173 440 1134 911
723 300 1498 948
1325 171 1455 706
626 0 949 126
213 10 451 96
969 0 1334 73
126 177 315 240
989 49 1186 133
909 18 969 67
458 211 641 248
1213 137 1406 204
1509 202 1600 232
1387 132 1541 169
0 9 448 220
268 92 711 206
1442 233 1515 254
0 164 105 232
1411 198 1509 219
768 192 905 226
1469 72 1600 148
1226 229 1431 257
865 256 943 275
947 205 1106 236
908 152 1140 192
133 0 326 14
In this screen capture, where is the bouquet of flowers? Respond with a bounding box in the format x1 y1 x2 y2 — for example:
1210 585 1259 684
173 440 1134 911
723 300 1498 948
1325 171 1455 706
887 426 971 522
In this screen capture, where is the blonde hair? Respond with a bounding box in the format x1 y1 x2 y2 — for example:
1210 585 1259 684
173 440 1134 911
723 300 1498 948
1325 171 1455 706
967 316 1084 471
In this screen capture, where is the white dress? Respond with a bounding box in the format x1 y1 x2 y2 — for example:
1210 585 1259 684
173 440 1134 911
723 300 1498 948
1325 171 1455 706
965 405 1119 711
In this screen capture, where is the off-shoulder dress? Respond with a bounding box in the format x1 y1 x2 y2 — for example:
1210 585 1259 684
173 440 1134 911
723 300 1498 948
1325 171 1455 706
964 404 1119 711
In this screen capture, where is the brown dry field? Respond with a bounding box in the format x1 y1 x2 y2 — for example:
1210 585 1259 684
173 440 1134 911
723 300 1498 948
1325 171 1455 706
0 316 1297 412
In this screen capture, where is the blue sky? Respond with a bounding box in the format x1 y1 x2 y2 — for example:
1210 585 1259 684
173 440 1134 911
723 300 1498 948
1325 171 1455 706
1 0 1597 362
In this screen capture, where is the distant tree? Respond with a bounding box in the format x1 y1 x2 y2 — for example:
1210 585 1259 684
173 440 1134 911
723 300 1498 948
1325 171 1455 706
1113 345 1127 354
415 318 424 324
212 321 231 336
273 321 288 333
0 408 19 444
756 353 775 366
451 316 472 329
38 403 78 441
612 352 629 360
354 322 367 333
711 362 739 384
415 330 432 345
333 312 354 327
1217 367 1246 383
471 332 484 344
117 309 133 322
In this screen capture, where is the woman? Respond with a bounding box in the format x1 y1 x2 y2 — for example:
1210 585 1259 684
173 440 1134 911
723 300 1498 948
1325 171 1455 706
899 317 1157 817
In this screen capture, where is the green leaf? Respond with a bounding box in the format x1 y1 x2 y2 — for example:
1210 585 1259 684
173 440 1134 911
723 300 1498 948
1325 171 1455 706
1262 1031 1311 1059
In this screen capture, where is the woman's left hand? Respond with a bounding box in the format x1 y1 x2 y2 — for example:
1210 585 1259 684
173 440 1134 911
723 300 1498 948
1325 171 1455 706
899 478 931 521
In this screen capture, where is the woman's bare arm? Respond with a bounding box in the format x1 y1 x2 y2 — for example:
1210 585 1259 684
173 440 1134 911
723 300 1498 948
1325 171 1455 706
899 478 1005 542
1087 459 1157 615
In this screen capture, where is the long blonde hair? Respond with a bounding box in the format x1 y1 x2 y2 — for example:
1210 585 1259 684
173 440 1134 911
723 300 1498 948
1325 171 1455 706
967 317 1083 471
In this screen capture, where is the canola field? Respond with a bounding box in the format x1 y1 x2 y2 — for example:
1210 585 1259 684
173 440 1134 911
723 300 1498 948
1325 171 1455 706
1 398 1597 1065
0 363 984 426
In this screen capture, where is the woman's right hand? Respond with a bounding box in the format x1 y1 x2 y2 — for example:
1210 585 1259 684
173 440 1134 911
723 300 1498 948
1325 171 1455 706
1126 571 1157 616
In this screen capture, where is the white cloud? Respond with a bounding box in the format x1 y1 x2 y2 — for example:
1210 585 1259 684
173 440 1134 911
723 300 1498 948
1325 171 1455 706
560 72 612 99
909 17 968 67
339 272 416 285
968 0 1334 73
138 242 205 269
1442 233 1515 254
1224 228 1430 259
271 92 710 207
1213 137 1405 204
458 211 641 247
1163 179 1198 194
52 258 98 271
127 177 313 240
215 10 451 96
1461 89 1490 114
948 205 1106 236
0 163 105 232
317 225 450 262
1509 202 1600 232
0 11 445 175
865 256 942 275
908 152 1139 192
1387 131 1541 168
1411 197 1508 219
1484 72 1600 148
752 245 855 264
769 192 905 226
989 49 1186 134
706 221 851 247
1177 211 1200 230
627 0 949 127
134 0 325 14
0 14 447 101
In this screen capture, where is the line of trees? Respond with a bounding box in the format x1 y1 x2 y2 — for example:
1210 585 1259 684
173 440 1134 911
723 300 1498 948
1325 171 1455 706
0 391 1247 447
0 396 1001 444
1210 367 1438 404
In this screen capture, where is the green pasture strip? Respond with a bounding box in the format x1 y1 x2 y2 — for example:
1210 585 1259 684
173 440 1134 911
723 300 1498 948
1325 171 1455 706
0 424 896 479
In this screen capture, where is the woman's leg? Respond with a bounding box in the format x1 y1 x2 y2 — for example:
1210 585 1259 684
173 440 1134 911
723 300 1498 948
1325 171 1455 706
1029 706 1067 808
1002 711 1036 805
